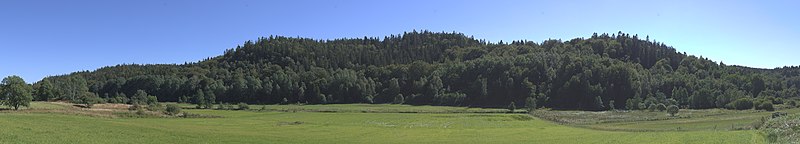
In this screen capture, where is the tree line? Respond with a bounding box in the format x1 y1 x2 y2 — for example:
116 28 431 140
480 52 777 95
15 30 800 111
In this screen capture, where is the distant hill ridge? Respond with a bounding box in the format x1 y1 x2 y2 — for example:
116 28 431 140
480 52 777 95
35 30 800 110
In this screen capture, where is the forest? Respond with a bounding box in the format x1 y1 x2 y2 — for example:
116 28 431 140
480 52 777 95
27 31 800 111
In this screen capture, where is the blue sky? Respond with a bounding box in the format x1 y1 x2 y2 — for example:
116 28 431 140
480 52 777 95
1 0 798 82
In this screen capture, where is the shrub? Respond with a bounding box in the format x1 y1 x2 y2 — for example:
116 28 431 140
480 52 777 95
666 105 679 116
657 103 667 111
237 102 250 110
525 97 537 113
165 104 182 115
756 102 775 111
726 98 754 110
773 97 784 104
226 103 235 110
129 103 142 111
787 100 797 107
79 92 102 108
146 104 163 111
393 94 405 104
507 101 516 113
648 104 657 112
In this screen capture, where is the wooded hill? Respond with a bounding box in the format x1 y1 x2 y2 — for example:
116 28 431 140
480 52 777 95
33 31 800 110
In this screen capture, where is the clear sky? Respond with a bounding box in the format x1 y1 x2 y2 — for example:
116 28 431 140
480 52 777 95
1 0 798 83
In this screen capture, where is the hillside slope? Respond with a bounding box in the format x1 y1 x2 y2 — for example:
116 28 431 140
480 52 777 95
35 31 800 110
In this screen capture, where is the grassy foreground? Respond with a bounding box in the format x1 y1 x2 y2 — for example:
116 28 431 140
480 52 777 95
0 102 765 144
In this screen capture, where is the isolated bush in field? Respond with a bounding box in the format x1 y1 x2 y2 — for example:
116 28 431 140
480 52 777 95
79 91 102 108
773 97 784 104
667 98 678 106
393 94 405 104
657 103 667 111
648 104 657 112
146 103 163 111
625 98 640 110
525 97 537 112
147 95 159 105
260 105 267 111
217 102 225 110
667 105 679 116
226 103 235 110
165 104 181 115
507 101 516 113
237 102 249 110
756 102 775 111
129 103 142 111
608 100 615 111
726 98 754 110
638 102 648 110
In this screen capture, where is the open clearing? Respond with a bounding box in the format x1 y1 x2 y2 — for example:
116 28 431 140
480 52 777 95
0 102 769 143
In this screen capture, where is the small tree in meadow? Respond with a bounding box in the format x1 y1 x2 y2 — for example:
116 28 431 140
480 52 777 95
657 103 667 111
667 105 679 117
393 94 405 104
237 102 249 110
525 97 537 113
648 104 657 112
608 100 615 111
79 91 102 108
165 104 181 116
507 101 516 113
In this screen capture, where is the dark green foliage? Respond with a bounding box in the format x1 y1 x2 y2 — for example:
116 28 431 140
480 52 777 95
1 76 33 110
625 98 641 110
165 104 181 115
725 98 754 110
78 92 102 108
648 104 657 112
525 97 537 112
131 90 149 105
393 94 404 104
666 105 679 116
27 31 800 110
756 102 775 111
507 101 516 113
656 103 667 112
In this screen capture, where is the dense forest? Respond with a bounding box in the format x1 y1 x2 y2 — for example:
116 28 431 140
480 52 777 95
29 31 800 110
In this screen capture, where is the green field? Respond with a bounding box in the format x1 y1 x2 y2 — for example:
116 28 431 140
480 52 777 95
0 102 769 143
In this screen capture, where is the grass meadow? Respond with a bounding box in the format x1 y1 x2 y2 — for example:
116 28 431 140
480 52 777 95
0 102 774 144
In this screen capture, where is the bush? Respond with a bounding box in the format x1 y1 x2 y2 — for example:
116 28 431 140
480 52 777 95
165 104 181 115
666 105 679 116
756 102 775 111
79 92 103 108
726 98 754 110
507 101 516 113
129 103 142 111
393 94 405 104
656 103 667 111
648 104 657 112
146 104 163 111
773 97 784 104
787 100 797 107
237 102 250 110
